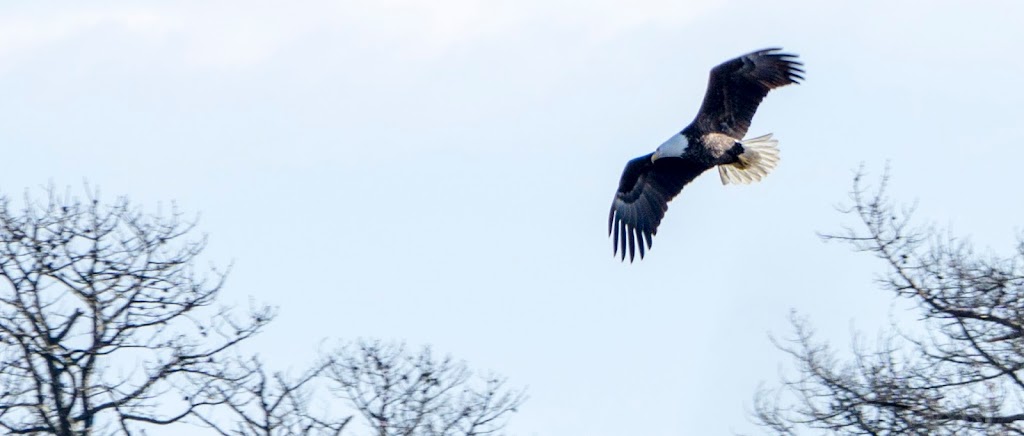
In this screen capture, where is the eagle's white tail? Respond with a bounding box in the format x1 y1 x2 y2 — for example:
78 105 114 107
718 133 780 185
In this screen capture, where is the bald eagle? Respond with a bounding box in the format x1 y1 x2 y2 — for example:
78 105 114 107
609 48 803 261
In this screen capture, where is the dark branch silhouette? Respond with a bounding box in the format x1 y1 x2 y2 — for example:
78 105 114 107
324 340 526 436
754 169 1024 435
190 341 526 436
0 187 273 435
189 356 351 436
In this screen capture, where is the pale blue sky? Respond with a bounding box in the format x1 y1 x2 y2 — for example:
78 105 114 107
3 1 1023 434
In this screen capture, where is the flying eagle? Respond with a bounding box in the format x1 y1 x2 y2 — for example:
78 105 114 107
608 48 803 261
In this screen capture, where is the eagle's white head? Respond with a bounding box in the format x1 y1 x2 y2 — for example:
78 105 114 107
651 133 689 162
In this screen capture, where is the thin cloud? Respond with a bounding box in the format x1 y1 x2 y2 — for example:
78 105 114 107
0 7 170 68
0 1 723 70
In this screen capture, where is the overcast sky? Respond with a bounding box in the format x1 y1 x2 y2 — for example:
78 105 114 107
3 1 1023 434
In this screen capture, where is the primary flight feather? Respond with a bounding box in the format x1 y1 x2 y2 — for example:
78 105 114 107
609 48 803 261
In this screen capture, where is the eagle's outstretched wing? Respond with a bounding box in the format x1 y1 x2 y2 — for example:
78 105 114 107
689 48 803 138
608 154 706 262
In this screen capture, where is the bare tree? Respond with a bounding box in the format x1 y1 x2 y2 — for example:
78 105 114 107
0 187 273 435
189 341 526 436
324 340 526 436
754 170 1024 435
189 356 351 436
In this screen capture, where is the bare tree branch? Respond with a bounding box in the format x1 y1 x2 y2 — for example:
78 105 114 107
189 355 351 436
324 340 526 436
755 168 1024 435
0 186 274 435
